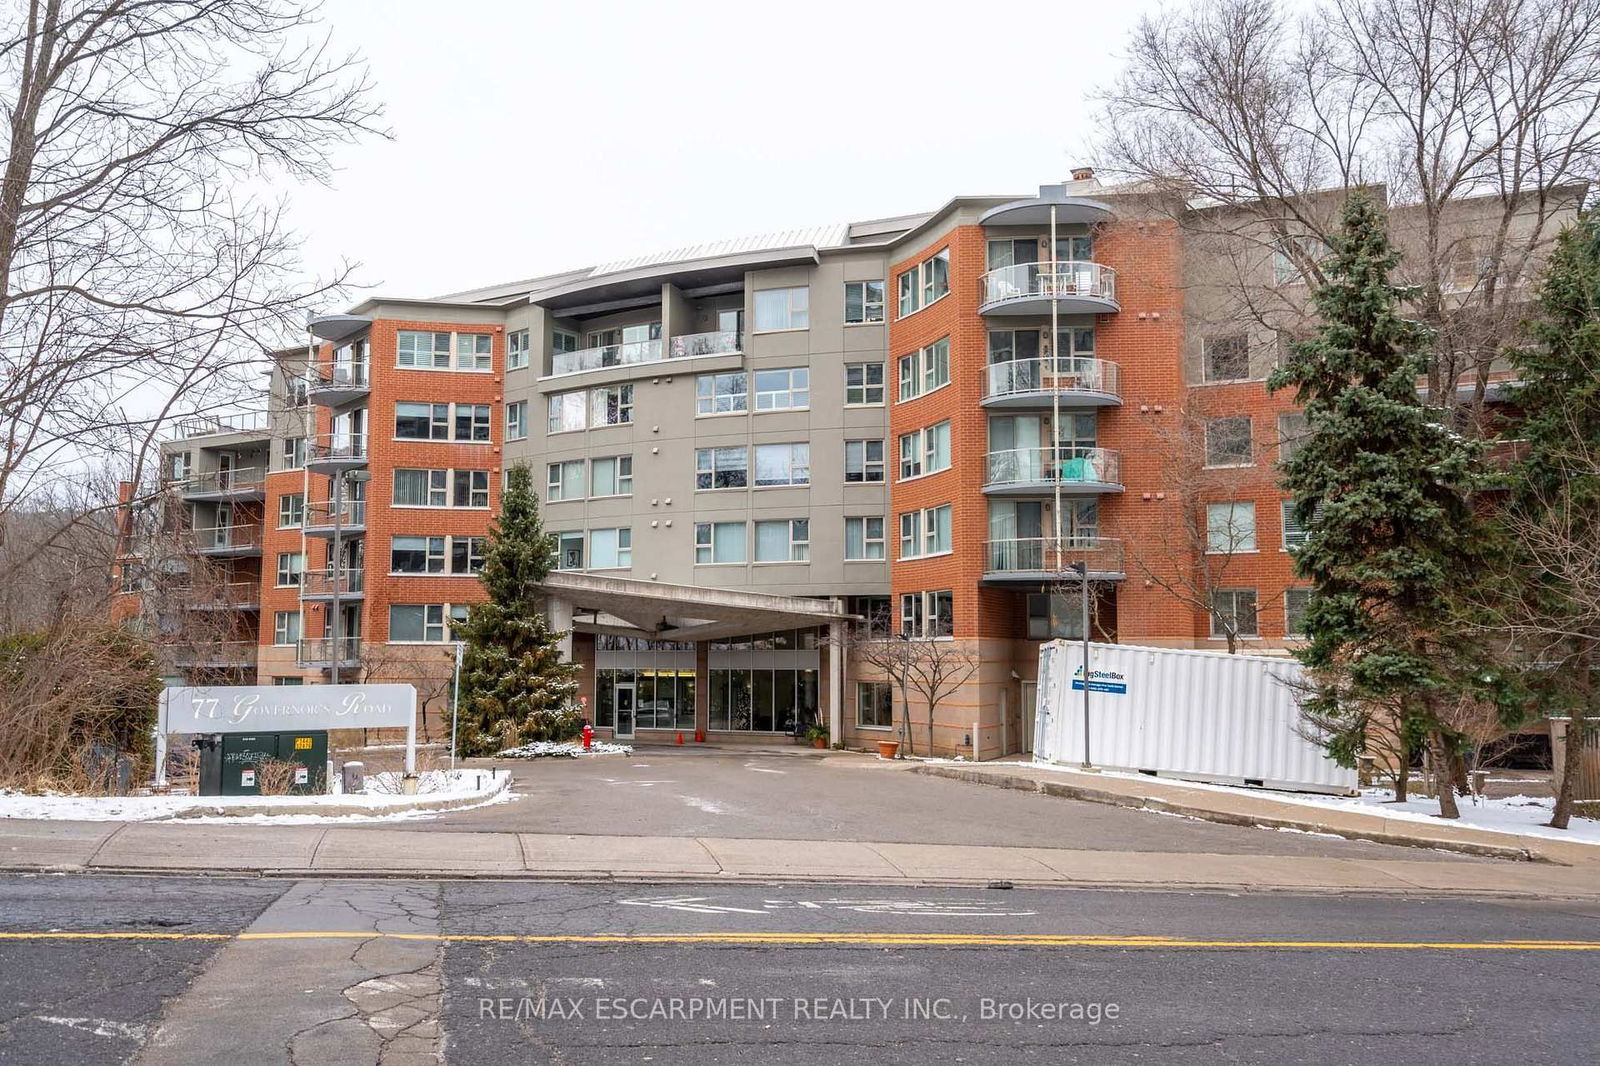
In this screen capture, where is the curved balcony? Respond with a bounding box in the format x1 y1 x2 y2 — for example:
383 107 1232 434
303 499 367 537
982 537 1126 585
190 524 263 557
176 468 266 502
981 357 1121 409
983 447 1123 496
978 261 1118 316
305 432 367 474
299 568 365 602
307 362 370 407
180 581 262 611
297 635 362 670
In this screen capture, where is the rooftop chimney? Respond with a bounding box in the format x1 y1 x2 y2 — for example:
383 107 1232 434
1071 166 1095 182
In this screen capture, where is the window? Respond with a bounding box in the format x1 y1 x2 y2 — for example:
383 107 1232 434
901 590 954 638
753 367 809 411
1278 412 1310 463
273 610 301 647
507 329 529 371
395 402 488 442
845 516 886 560
695 447 748 490
1211 589 1260 639
506 401 527 441
548 391 587 433
590 456 632 497
845 439 885 483
897 248 950 317
276 551 303 587
857 681 893 728
393 469 489 508
547 460 584 501
898 421 951 479
1282 500 1320 551
1027 593 1087 640
552 329 578 356
845 362 885 405
1273 236 1328 285
391 535 445 574
282 437 305 470
555 531 585 570
286 376 309 408
754 519 809 562
754 443 810 487
753 287 809 332
592 384 633 426
695 521 747 564
696 372 747 416
451 537 486 575
397 330 451 369
1205 416 1254 467
1203 334 1250 382
1285 587 1312 637
389 604 466 643
844 281 885 324
588 528 632 569
272 677 305 686
452 469 490 508
1206 501 1257 552
456 403 491 442
850 596 892 638
899 504 952 558
898 337 950 400
278 493 304 529
455 333 493 371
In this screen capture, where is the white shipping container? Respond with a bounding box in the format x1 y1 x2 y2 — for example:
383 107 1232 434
1035 641 1357 795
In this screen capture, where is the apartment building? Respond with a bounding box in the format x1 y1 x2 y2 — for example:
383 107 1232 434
132 173 1577 756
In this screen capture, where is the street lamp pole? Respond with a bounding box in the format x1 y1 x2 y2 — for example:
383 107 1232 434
449 640 464 772
1069 561 1094 770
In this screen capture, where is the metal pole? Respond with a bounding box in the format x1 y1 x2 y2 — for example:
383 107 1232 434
329 469 343 685
1080 567 1093 770
1049 204 1064 555
450 640 463 771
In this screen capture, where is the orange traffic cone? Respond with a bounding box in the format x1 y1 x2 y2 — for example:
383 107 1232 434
695 729 705 743
676 732 684 745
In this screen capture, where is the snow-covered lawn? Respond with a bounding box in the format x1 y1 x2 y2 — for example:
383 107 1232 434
0 768 511 824
987 760 1600 846
497 740 633 758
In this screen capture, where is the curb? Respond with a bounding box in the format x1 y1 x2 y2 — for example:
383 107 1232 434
155 773 511 820
912 765 1545 864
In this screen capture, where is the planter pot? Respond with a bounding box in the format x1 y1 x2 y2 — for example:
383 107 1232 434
812 737 828 749
877 740 900 760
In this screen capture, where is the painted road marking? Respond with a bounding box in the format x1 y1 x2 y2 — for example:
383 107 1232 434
620 895 1040 918
2 931 1600 950
620 896 769 915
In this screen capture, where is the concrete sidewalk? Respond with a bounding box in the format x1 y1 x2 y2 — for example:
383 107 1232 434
3 818 1600 900
911 762 1600 868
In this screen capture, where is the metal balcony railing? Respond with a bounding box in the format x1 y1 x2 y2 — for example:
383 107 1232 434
307 431 367 465
189 524 264 552
303 499 367 531
983 447 1122 490
297 635 362 667
982 357 1120 403
173 467 266 497
169 640 259 667
982 536 1124 576
162 412 270 440
300 568 365 598
178 581 262 608
979 261 1117 309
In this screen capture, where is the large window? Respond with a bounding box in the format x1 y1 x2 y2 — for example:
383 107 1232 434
547 460 584 501
754 519 809 562
591 455 632 497
1210 589 1260 638
393 468 489 508
275 551 303 587
390 535 484 576
1206 501 1257 553
845 439 885 483
753 287 809 332
506 401 527 441
507 329 529 371
1282 500 1320 551
695 521 747 564
708 667 819 733
396 330 451 369
754 443 810 486
547 385 633 433
899 504 952 559
1026 593 1087 640
856 681 893 728
695 447 748 490
845 362 885 406
282 437 305 470
898 420 951 479
547 390 587 434
849 596 892 638
278 493 304 529
1204 416 1254 467
395 402 490 442
900 590 954 638
587 528 632 570
455 333 493 371
897 337 950 400
555 531 586 570
595 659 698 731
1202 334 1250 382
1278 411 1311 463
273 610 301 647
753 367 809 411
696 372 747 416
897 248 950 317
1285 587 1312 637
845 516 886 560
844 281 885 324
390 603 470 643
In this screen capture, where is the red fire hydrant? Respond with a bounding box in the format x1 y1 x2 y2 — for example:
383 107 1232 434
582 723 594 751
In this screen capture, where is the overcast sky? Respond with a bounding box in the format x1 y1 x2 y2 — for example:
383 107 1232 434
289 0 1171 303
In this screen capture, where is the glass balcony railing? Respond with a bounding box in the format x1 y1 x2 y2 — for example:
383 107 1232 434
297 635 362 667
982 357 1120 403
307 431 367 467
550 330 743 376
189 524 263 553
300 568 365 598
173 467 266 497
984 447 1122 491
303 499 367 531
668 329 743 359
979 261 1117 310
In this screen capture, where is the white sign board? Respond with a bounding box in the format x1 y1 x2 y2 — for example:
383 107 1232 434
156 683 419 782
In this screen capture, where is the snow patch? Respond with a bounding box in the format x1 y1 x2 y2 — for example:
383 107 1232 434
497 740 633 758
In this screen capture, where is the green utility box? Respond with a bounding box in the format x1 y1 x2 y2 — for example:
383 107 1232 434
199 731 329 796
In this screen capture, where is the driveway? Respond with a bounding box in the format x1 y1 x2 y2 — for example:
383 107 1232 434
406 747 1465 860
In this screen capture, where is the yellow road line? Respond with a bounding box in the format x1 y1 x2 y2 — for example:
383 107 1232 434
1 930 1598 950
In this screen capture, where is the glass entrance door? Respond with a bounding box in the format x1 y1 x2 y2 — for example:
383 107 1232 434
615 682 636 739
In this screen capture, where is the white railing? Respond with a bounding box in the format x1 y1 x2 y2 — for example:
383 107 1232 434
304 499 367 529
984 446 1122 489
551 338 662 376
189 524 263 551
668 329 742 359
983 536 1123 575
297 635 362 667
311 361 370 391
308 431 367 463
301 568 365 597
979 261 1117 308
982 357 1120 402
173 467 266 496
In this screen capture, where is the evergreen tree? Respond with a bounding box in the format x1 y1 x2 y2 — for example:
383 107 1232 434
1504 210 1600 829
453 463 581 754
1267 190 1488 818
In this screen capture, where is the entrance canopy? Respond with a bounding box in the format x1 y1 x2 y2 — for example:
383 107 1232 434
539 573 856 643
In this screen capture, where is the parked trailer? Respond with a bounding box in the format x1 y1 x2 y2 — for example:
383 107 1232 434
1035 641 1357 795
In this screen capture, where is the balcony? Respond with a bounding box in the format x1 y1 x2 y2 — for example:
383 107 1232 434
175 467 266 502
981 537 1126 585
978 261 1118 316
305 432 367 474
299 568 365 602
162 411 269 441
190 524 263 557
297 635 362 669
180 581 262 611
983 447 1123 496
303 499 367 537
169 640 258 669
307 361 370 407
668 329 742 360
981 358 1121 409
548 330 742 377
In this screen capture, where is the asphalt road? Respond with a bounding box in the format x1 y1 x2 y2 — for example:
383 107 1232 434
422 748 1467 861
1 874 1595 1065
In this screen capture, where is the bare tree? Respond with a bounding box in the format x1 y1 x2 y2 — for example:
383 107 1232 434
904 636 980 757
847 626 918 756
0 0 383 594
